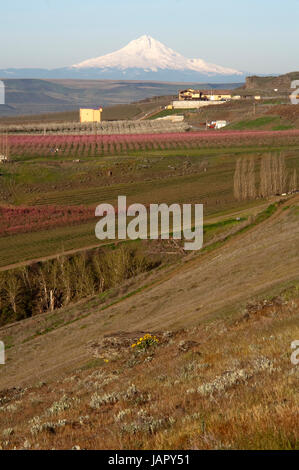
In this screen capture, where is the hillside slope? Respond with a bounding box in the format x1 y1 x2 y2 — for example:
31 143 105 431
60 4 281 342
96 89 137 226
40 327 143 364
245 72 299 92
0 195 298 391
0 196 298 450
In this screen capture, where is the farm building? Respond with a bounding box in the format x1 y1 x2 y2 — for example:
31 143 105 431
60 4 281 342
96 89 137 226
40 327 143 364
178 89 262 103
291 92 299 102
178 89 232 102
234 93 262 100
179 89 202 100
80 107 103 123
208 92 232 101
172 100 225 109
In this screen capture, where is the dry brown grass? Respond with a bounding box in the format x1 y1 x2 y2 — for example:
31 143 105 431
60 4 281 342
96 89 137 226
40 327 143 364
0 196 298 389
0 196 298 450
0 291 298 450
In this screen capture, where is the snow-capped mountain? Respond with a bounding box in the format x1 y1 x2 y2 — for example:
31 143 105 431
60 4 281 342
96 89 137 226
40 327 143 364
0 35 245 82
73 35 242 77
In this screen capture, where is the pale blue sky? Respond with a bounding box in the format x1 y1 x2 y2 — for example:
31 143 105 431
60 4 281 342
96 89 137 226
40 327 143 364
0 0 298 73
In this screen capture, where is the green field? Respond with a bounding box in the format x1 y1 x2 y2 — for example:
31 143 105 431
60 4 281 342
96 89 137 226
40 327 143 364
228 116 295 131
148 108 192 119
0 139 298 268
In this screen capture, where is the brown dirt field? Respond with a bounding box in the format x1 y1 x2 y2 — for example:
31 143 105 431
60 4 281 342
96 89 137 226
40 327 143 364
0 195 298 391
265 104 299 122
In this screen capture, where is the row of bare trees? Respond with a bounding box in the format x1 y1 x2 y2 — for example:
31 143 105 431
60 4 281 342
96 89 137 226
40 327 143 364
234 157 256 201
0 246 160 326
0 132 9 159
234 153 298 201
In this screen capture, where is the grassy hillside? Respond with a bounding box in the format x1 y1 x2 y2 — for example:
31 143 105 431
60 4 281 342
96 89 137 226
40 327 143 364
1 291 298 450
0 196 298 449
245 72 299 92
226 104 299 131
228 116 294 131
168 98 299 131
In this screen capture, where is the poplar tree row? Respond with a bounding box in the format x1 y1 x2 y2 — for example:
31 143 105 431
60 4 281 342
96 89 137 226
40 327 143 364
234 154 297 201
0 246 159 327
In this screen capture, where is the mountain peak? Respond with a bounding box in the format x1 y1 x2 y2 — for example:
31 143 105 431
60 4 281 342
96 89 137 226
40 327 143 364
72 36 242 77
135 34 155 44
121 35 159 49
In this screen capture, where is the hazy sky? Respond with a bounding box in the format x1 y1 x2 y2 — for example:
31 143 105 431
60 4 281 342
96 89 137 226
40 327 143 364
0 0 298 73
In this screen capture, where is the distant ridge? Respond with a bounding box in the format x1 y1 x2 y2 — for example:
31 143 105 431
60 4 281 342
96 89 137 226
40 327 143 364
245 71 299 91
0 79 242 117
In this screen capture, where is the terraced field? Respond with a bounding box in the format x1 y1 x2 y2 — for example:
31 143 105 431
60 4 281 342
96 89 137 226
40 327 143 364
0 133 298 268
